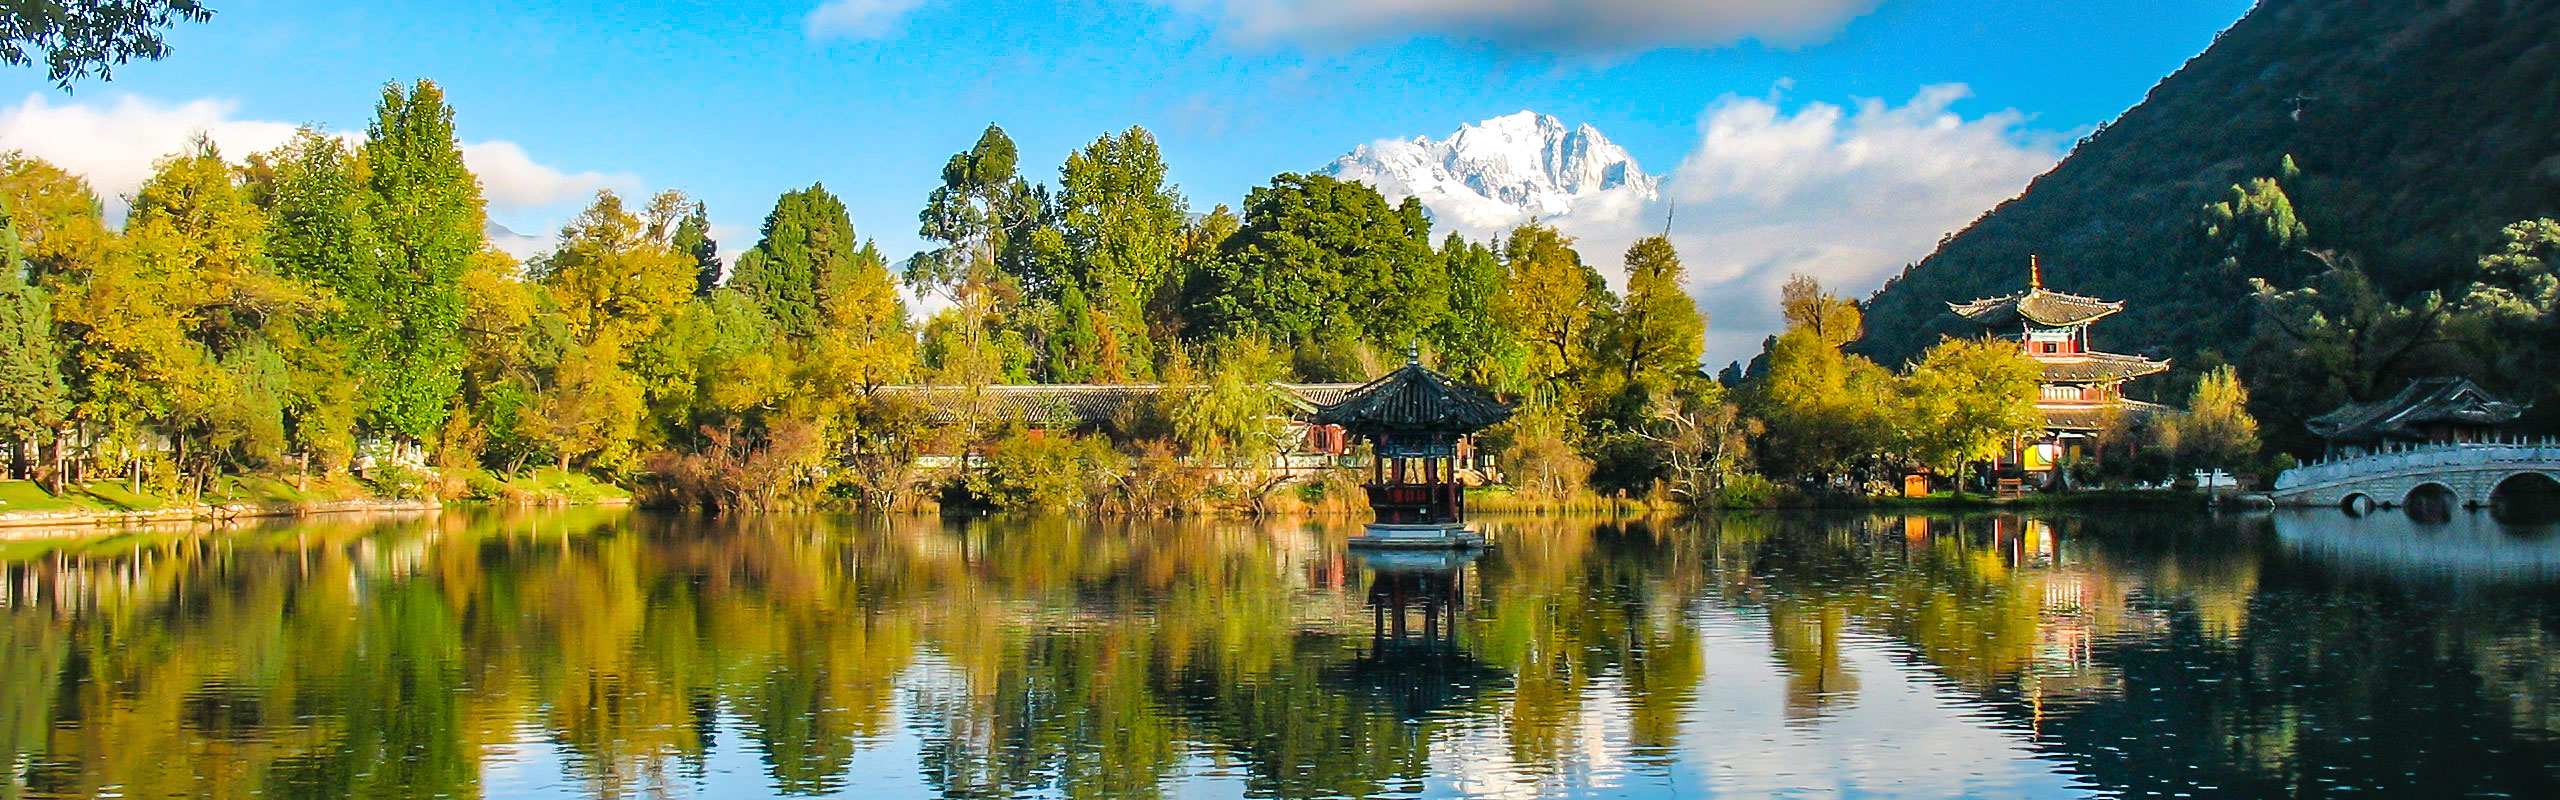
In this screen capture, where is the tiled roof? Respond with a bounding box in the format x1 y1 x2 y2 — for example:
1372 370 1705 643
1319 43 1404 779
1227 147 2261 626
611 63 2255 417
2305 377 2528 443
2038 351 2169 384
2040 399 2172 432
1313 361 1513 435
1950 288 2125 328
876 383 1361 428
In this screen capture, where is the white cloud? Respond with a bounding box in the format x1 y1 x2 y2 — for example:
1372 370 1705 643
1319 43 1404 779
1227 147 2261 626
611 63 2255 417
806 0 927 40
460 139 640 211
0 92 637 241
1542 84 2065 366
1165 0 1883 51
0 93 299 221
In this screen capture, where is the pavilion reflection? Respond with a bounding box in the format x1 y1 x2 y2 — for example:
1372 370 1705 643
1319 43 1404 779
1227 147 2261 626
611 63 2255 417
1335 549 1509 723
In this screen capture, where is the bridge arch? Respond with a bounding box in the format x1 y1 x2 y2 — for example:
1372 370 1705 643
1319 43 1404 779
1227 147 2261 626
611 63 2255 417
2339 492 2377 516
2404 482 2461 523
2489 472 2560 525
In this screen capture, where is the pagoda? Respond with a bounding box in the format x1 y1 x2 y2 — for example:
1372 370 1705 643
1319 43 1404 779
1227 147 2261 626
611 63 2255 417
1314 356 1513 548
1948 257 2169 480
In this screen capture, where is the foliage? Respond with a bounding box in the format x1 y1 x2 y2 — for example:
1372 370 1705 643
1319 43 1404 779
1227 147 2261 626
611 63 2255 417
1748 276 1894 482
360 80 481 442
0 197 67 478
965 427 1128 512
1893 336 2043 494
0 0 213 87
2174 365 2260 471
1182 173 1439 362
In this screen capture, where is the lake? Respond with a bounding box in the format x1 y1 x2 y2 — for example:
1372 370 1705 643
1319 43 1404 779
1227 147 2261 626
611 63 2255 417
4 508 2558 799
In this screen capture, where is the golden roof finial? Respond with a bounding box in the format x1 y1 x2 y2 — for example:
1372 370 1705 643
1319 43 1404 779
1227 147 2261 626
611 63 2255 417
2029 254 2043 290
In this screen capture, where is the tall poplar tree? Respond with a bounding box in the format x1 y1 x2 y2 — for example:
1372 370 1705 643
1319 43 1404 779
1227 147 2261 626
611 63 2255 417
673 201 721 297
361 79 483 445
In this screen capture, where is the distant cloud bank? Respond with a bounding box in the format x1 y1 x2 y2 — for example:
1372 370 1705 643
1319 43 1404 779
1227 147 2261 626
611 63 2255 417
1162 0 1886 51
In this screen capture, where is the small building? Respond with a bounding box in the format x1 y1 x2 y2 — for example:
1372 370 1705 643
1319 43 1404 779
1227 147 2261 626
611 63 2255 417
1950 257 2170 484
1314 358 1513 548
2305 377 2529 457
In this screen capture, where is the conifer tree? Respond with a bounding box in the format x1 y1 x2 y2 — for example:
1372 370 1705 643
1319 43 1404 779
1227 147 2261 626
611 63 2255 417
673 201 721 297
731 184 858 341
0 200 67 480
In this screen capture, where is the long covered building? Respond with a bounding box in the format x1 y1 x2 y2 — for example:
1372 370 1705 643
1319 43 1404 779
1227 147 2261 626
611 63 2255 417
1950 258 2169 482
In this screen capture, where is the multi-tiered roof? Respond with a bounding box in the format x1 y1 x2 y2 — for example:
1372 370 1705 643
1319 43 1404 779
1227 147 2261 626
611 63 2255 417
1950 257 2168 433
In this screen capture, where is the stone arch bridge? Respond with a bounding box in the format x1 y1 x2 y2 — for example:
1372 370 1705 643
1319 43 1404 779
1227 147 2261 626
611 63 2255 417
2272 441 2560 511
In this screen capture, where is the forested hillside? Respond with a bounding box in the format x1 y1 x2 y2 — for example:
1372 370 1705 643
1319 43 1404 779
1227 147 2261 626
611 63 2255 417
1857 0 2560 394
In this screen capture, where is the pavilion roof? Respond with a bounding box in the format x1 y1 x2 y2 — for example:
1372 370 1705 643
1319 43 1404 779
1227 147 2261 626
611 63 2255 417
2305 377 2528 443
1950 288 2125 328
1313 361 1513 435
2039 351 2169 384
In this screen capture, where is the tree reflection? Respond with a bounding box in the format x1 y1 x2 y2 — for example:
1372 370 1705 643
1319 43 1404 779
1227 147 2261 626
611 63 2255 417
2 509 2558 799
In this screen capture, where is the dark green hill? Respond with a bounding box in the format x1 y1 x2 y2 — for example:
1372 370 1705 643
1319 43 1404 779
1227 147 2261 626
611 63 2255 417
1855 0 2560 387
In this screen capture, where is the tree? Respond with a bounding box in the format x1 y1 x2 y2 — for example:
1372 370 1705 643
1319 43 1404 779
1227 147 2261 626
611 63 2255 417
1749 275 1894 483
1894 336 2043 497
672 201 721 297
1635 385 1760 506
731 185 859 340
0 0 213 88
0 199 67 482
1183 173 1437 356
0 152 110 284
1498 224 1611 399
1434 234 1517 389
1609 235 1705 383
361 79 484 445
2176 365 2259 472
541 190 692 349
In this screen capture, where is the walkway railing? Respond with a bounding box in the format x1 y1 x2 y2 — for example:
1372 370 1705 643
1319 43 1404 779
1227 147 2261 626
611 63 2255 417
2273 438 2560 491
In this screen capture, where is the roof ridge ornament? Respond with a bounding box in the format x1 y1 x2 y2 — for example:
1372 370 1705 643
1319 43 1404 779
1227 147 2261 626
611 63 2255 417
2029 254 2042 291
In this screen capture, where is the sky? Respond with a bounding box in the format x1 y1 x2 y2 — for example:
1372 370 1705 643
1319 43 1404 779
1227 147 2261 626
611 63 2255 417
0 0 2258 365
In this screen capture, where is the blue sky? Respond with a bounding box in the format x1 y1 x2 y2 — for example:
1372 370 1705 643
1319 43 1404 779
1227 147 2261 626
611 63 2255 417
0 0 2255 363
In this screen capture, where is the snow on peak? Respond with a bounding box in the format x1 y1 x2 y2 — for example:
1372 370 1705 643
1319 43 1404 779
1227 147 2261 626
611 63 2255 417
1322 111 1659 232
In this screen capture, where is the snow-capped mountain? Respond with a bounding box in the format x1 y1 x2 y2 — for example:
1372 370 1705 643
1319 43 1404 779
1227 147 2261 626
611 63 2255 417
1321 111 1660 233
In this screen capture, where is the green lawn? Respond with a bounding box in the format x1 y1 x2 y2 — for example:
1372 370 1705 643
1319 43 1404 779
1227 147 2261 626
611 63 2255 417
0 480 106 513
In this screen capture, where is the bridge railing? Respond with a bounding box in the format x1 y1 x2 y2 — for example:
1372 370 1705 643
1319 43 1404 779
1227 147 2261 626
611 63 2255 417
2273 437 2560 491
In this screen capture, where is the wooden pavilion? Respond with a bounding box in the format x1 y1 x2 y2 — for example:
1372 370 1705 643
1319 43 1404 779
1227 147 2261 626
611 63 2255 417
1313 357 1512 548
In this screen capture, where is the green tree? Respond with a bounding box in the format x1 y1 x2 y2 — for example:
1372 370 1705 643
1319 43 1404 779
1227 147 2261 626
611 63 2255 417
361 79 484 444
1609 235 1705 383
671 201 721 297
1749 275 1894 483
1497 224 1611 399
1894 336 2043 497
0 0 213 87
730 184 860 340
1434 233 1517 389
0 153 110 284
2175 365 2260 471
1183 173 1437 356
1053 126 1185 378
0 199 67 482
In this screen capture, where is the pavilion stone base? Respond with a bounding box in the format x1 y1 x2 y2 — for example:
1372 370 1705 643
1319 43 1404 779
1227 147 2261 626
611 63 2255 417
1349 522 1484 550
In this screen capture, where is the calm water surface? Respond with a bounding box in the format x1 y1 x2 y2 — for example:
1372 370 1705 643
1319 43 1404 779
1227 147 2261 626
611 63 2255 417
4 509 2559 799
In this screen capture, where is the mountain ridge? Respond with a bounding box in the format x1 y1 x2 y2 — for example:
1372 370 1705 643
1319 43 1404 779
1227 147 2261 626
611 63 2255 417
1320 111 1659 233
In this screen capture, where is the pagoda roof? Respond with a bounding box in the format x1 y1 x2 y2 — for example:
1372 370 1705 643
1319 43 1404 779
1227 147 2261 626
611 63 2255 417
1313 361 1513 435
1950 287 2125 328
2039 351 2169 384
2305 377 2528 443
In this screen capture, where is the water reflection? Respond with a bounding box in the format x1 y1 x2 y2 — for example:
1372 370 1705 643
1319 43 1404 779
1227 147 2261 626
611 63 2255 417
0 509 2557 798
